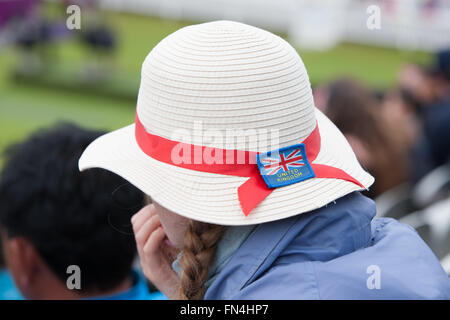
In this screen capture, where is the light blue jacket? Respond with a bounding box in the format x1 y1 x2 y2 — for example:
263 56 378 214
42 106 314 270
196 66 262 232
205 192 450 299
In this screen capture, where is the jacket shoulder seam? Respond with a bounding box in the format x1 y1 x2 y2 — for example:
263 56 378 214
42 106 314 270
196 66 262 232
310 261 322 300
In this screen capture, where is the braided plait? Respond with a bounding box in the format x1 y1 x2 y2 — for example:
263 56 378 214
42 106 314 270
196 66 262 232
178 220 224 299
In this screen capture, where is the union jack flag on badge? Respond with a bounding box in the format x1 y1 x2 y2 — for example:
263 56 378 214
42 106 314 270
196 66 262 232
256 144 315 188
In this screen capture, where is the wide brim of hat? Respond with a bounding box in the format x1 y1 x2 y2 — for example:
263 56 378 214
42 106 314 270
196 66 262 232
79 108 374 226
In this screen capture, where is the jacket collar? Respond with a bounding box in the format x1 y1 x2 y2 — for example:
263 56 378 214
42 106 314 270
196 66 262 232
204 191 376 299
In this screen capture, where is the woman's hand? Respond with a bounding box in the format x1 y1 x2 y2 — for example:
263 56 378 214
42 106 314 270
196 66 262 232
132 204 180 299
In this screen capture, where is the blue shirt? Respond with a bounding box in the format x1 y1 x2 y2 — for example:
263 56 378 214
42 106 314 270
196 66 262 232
0 269 166 300
205 192 450 299
0 269 23 300
88 270 166 300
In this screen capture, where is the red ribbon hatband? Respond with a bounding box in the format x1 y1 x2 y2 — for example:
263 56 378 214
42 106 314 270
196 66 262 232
135 114 364 216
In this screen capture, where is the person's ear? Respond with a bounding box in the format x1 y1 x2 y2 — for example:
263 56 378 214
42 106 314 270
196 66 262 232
4 237 41 289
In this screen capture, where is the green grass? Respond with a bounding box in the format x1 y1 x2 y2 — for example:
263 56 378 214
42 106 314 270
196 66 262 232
300 42 430 87
0 9 431 167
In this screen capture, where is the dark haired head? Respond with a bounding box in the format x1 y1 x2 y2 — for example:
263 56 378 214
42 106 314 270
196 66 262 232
0 123 143 294
432 49 450 83
324 78 407 197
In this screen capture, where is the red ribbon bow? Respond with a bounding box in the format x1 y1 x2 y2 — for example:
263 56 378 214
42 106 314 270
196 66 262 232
135 114 364 216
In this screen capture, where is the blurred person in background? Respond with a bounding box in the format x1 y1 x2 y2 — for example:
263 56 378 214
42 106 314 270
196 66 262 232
321 78 409 198
0 123 165 300
398 49 450 183
0 0 53 75
62 0 117 81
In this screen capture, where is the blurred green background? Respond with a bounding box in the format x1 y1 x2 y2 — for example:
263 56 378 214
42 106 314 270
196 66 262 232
0 8 431 166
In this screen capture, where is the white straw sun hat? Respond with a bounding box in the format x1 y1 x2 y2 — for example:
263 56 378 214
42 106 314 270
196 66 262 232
79 20 374 226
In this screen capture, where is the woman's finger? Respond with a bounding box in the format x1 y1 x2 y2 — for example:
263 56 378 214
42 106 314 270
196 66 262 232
131 205 149 229
135 214 161 248
131 204 155 232
143 226 166 255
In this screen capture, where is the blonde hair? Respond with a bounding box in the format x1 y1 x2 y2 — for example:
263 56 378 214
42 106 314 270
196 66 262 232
178 220 224 299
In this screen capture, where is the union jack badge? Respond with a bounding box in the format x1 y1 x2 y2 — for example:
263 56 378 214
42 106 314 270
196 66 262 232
256 144 315 188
